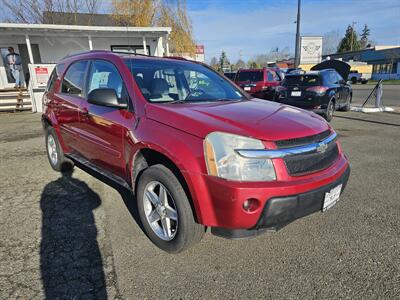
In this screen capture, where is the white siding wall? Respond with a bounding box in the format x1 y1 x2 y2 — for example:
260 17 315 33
1 35 163 64
30 36 90 63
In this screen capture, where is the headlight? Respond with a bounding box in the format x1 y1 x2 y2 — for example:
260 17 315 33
204 132 276 181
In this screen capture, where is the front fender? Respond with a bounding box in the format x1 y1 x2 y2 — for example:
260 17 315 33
127 118 217 225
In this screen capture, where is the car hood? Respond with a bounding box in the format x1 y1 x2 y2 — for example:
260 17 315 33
145 99 330 141
311 59 351 80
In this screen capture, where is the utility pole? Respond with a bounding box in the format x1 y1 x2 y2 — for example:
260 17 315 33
294 0 301 67
350 21 357 51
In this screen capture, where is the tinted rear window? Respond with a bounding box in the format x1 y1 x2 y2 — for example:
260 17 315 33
237 71 263 82
283 75 320 86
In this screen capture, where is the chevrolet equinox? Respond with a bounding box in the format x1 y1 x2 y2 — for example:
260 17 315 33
42 51 350 253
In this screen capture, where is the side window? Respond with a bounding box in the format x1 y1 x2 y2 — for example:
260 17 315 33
61 61 88 97
336 72 343 83
267 71 274 81
324 72 336 85
87 60 126 103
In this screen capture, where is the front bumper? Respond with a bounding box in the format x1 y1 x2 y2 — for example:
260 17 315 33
255 165 350 229
211 165 350 239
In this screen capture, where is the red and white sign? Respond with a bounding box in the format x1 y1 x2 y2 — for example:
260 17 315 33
195 45 205 55
35 67 49 86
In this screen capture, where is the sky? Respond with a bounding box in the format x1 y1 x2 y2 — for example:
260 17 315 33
187 0 400 62
0 0 398 63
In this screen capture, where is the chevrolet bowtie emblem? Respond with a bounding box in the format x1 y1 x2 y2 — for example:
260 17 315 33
316 143 328 153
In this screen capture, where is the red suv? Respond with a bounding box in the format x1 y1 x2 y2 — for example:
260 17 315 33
42 51 350 253
235 67 282 100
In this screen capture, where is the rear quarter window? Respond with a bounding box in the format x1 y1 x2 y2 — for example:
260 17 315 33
46 63 65 92
61 61 88 97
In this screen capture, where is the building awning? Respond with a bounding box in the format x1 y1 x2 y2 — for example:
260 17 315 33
0 23 171 37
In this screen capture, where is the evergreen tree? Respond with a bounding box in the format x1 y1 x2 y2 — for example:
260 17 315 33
337 25 361 53
219 51 231 71
359 24 371 49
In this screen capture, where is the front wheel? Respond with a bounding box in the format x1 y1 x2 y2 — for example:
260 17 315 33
339 93 352 112
324 100 335 122
137 164 205 253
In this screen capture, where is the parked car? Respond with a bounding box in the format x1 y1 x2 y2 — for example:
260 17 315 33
223 72 236 81
235 67 282 100
275 61 352 122
42 51 350 253
348 70 370 84
285 68 305 75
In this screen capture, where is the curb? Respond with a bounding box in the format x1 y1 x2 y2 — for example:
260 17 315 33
351 106 395 113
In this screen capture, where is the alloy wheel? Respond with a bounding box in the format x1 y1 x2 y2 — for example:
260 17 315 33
47 134 58 166
143 181 178 241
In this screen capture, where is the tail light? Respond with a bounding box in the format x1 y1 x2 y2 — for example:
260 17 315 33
306 86 328 95
275 86 288 92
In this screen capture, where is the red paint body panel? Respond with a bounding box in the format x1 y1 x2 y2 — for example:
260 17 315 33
42 51 350 230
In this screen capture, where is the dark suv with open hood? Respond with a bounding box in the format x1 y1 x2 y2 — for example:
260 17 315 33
275 61 352 122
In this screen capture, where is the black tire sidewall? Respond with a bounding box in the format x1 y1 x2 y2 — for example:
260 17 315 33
324 100 334 122
136 164 202 253
45 127 63 171
345 94 352 111
45 127 73 172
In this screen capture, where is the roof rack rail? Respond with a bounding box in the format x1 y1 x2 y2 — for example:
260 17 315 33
61 50 110 60
110 50 155 58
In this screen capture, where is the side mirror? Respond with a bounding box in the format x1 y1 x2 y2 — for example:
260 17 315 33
87 88 127 109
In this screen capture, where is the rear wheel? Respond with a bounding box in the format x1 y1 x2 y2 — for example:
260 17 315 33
351 77 357 84
137 164 205 253
324 99 335 122
45 126 74 172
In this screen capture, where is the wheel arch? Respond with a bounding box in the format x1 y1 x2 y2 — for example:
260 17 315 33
130 147 200 223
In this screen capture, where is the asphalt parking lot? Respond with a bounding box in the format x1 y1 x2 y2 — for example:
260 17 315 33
351 84 399 108
1 110 399 299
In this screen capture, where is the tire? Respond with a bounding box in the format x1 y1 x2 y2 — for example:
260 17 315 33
361 81 367 84
136 164 205 253
351 77 357 84
324 99 335 122
339 93 352 112
45 126 74 172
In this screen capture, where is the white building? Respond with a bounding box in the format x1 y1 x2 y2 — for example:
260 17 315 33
0 23 171 111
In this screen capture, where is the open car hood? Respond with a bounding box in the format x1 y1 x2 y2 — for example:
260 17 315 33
311 60 351 80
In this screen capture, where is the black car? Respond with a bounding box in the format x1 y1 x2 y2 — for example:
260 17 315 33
275 61 352 122
224 72 236 81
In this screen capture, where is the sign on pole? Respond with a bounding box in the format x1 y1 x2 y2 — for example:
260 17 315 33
300 36 323 65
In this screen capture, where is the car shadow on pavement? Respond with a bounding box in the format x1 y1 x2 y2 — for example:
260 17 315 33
40 170 107 299
72 160 145 233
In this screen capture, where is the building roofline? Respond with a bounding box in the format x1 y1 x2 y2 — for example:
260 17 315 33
0 22 171 34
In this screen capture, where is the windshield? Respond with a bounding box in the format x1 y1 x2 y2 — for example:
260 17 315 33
124 58 245 103
236 70 263 82
283 75 321 86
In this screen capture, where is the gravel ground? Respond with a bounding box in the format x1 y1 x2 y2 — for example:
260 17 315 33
0 111 399 299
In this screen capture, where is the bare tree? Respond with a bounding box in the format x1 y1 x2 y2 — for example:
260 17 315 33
0 0 101 24
323 30 341 55
111 0 196 55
